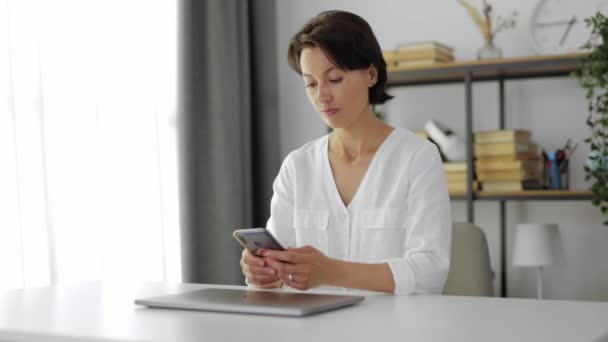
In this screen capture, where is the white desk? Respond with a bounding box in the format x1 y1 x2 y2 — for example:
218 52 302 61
1 282 607 342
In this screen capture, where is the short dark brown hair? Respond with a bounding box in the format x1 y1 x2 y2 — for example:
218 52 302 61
287 10 393 105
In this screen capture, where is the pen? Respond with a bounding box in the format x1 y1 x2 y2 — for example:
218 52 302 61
562 138 571 151
566 142 578 158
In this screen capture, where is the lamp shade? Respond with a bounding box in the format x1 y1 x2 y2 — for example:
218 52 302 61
512 223 565 267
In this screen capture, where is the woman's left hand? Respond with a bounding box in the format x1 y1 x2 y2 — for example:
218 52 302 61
260 246 334 291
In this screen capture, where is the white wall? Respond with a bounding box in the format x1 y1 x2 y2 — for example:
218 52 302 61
275 0 608 301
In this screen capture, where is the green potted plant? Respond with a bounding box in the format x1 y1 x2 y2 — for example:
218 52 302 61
573 12 608 224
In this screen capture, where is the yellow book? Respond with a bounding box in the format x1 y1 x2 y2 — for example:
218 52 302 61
384 50 453 65
474 130 531 144
475 153 540 162
397 41 454 53
415 131 429 139
394 49 454 62
477 168 541 181
446 173 467 182
476 159 540 171
474 142 537 157
448 180 479 193
481 180 542 191
443 162 467 172
391 59 452 71
382 50 399 66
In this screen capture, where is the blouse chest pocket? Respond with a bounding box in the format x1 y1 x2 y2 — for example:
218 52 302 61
293 210 329 254
355 208 406 262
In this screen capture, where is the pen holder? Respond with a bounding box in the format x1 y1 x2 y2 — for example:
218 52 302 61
560 159 569 190
545 150 569 190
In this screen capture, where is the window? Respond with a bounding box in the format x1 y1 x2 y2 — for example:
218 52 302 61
0 0 180 290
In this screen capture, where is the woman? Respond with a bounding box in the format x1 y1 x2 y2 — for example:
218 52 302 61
239 10 451 295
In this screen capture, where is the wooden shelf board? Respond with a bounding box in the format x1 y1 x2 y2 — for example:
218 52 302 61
449 189 593 201
387 53 589 86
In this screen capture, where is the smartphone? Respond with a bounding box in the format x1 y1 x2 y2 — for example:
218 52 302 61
233 228 286 255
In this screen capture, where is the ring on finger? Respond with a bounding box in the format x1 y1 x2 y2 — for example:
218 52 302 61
288 274 293 282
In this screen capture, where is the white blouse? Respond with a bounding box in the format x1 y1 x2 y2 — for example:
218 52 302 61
265 127 452 295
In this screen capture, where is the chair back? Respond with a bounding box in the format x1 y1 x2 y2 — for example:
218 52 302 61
443 222 494 296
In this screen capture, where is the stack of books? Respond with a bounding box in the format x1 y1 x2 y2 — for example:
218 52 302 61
474 130 543 191
443 162 479 194
383 41 454 71
414 131 429 140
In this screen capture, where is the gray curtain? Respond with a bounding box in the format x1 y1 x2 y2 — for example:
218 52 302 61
249 1 280 225
178 0 280 285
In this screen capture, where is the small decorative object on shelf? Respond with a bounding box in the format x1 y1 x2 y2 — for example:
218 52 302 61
573 12 608 224
458 0 517 60
424 120 466 162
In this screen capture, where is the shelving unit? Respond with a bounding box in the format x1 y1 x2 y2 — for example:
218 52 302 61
449 190 592 201
386 53 592 297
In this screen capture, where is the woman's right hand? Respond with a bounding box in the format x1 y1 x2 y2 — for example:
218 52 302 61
240 249 283 289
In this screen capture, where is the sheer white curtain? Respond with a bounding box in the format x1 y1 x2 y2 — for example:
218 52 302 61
0 0 180 290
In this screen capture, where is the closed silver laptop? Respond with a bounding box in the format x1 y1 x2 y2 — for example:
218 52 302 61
134 288 364 317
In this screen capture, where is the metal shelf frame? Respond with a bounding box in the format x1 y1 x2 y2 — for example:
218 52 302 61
386 53 588 297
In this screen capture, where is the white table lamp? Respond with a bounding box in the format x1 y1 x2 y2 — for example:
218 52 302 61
512 223 565 299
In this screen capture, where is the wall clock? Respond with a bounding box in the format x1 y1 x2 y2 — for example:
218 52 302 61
530 0 608 54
